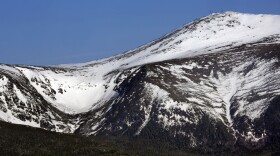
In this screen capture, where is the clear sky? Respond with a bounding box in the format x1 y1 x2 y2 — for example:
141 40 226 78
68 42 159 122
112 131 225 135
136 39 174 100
1 0 280 65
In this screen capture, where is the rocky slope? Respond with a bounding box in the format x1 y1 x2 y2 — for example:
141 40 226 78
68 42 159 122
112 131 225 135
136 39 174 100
0 12 280 152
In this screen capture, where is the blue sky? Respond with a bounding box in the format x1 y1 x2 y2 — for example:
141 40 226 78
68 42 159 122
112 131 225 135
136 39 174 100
1 0 280 65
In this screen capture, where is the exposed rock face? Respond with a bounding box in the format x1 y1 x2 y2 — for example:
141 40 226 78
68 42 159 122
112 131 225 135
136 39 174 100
1 12 280 152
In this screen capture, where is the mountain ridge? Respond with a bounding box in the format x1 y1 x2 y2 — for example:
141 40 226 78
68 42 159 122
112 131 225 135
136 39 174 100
1 12 280 152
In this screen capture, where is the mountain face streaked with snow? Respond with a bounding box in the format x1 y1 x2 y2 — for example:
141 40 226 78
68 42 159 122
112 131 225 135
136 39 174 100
1 12 280 151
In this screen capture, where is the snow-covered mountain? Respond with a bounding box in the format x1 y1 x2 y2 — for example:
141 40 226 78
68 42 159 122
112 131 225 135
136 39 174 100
1 12 280 151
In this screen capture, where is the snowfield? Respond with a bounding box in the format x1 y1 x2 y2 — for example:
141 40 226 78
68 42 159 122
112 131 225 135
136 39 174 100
0 12 280 149
3 11 278 114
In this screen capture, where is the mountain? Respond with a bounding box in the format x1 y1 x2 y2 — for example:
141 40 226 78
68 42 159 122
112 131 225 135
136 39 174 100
1 12 280 153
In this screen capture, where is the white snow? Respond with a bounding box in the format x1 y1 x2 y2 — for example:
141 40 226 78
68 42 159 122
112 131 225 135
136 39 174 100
144 83 195 128
0 76 8 92
135 105 151 135
14 66 121 114
50 12 280 114
48 12 280 115
240 129 267 143
0 64 21 75
59 12 280 71
213 73 241 125
0 110 40 128
1 12 279 118
13 84 28 103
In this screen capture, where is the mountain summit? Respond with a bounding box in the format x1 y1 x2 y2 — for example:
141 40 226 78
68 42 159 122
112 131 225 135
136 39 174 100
1 12 280 152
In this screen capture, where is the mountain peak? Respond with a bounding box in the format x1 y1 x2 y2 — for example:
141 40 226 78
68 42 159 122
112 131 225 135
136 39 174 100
62 12 280 69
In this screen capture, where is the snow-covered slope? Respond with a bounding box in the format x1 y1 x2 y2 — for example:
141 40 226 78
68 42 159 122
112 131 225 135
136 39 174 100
18 12 280 114
61 11 280 68
0 12 280 152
